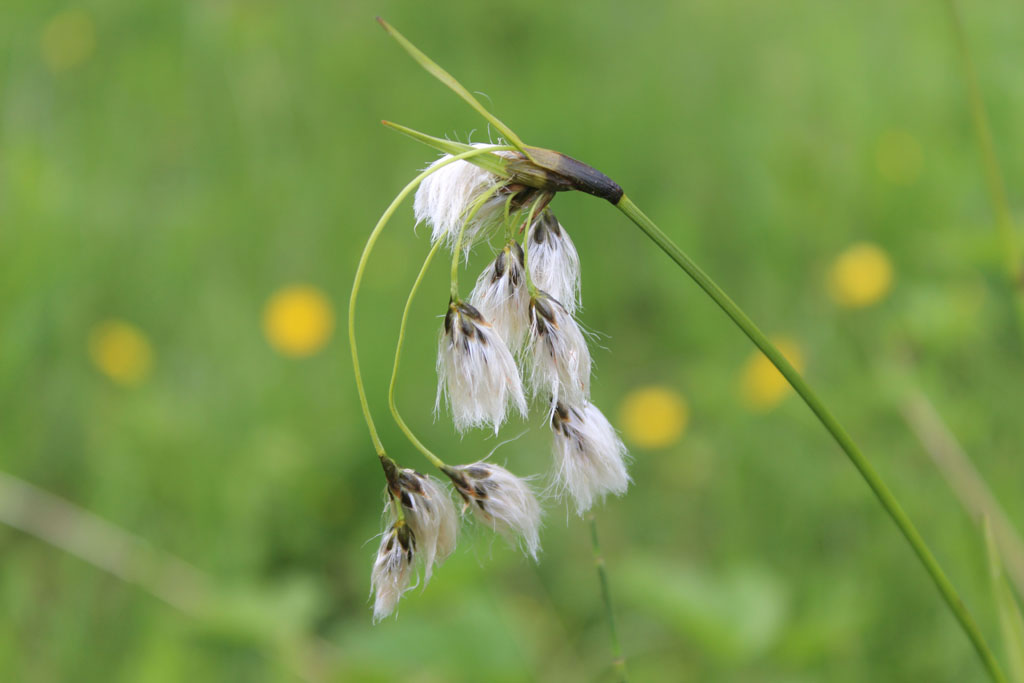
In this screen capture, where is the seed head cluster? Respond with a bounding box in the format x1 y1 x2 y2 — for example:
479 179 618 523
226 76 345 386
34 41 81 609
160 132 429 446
370 148 631 620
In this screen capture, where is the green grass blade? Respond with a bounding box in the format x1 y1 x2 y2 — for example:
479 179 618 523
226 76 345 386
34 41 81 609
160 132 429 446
376 18 532 159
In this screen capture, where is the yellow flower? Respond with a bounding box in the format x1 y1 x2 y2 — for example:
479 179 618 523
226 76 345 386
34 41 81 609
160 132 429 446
739 338 804 412
263 285 334 358
41 10 96 73
874 129 922 186
827 242 894 309
88 320 153 387
618 386 689 450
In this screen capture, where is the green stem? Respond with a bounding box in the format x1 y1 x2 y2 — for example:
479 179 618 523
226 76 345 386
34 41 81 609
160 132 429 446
348 145 514 457
615 194 1006 683
503 194 517 241
944 0 1024 339
589 514 627 682
389 240 447 470
449 183 505 299
392 493 406 524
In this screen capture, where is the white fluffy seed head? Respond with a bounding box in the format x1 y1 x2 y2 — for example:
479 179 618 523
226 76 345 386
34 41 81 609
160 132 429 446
370 520 416 622
526 293 591 407
437 300 528 433
413 145 510 253
469 241 530 353
392 469 458 583
527 210 581 316
550 401 631 515
444 462 542 560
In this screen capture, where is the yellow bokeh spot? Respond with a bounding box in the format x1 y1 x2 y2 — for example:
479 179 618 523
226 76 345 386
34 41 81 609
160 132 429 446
88 320 153 387
875 129 922 186
739 338 804 413
263 285 334 358
827 242 894 309
619 386 689 449
41 10 96 73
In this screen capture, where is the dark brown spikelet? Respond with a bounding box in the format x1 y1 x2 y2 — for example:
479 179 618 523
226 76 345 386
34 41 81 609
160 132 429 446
550 401 587 452
492 249 507 281
396 522 416 563
442 464 496 512
509 242 525 289
443 299 492 353
532 210 562 246
529 294 560 337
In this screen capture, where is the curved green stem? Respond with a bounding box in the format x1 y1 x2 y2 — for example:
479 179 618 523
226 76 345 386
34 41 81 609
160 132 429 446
348 145 514 457
615 194 1006 683
389 240 447 470
449 183 505 299
503 194 517 241
589 514 627 682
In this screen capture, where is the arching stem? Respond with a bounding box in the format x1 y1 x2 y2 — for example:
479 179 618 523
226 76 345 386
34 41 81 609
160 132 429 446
388 240 447 470
449 183 505 299
348 145 515 457
615 194 1006 683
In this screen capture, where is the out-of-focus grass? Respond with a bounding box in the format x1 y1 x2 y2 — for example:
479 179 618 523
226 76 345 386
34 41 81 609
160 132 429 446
1 1 1023 681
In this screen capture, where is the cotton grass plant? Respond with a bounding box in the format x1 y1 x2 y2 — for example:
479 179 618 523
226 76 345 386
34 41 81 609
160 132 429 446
348 18 1010 681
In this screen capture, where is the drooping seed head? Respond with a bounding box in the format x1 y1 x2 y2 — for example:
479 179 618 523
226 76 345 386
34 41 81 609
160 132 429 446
370 520 417 622
387 467 458 583
550 401 631 515
527 210 581 316
526 292 591 408
443 462 542 560
469 241 530 352
437 300 527 433
413 145 514 253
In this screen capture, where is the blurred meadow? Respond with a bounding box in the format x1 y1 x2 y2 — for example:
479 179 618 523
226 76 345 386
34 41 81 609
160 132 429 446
2 0 1024 681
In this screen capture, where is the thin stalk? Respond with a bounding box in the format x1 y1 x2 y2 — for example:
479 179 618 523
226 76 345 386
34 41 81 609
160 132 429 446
520 194 548 296
944 0 1024 336
588 514 627 682
349 145 515 456
389 240 447 470
449 183 505 299
615 194 1006 683
503 193 517 241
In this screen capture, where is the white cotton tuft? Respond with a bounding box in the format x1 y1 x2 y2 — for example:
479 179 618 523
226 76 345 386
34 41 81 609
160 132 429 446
469 241 531 353
444 462 542 560
550 401 631 515
437 300 527 433
370 521 416 622
413 145 510 253
526 210 581 315
392 469 458 583
525 293 591 407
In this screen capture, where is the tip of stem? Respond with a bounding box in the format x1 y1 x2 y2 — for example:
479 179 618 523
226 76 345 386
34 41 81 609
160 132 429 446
375 16 390 32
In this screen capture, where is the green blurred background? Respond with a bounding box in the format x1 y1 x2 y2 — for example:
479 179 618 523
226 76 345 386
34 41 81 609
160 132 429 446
2 0 1023 680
